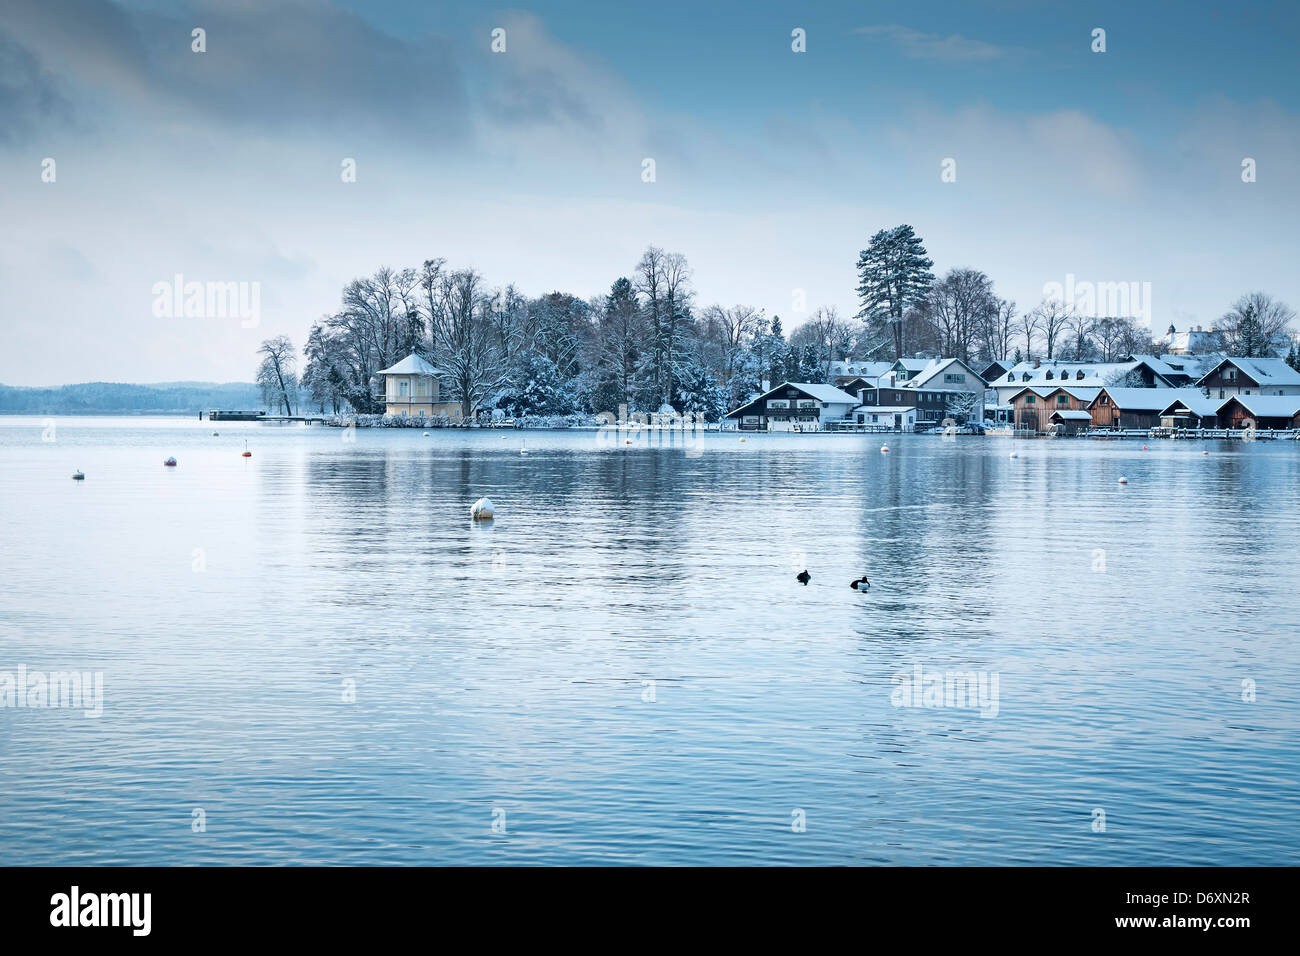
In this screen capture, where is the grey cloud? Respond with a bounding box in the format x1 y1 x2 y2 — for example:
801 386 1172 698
0 34 75 143
1 0 471 146
487 66 602 130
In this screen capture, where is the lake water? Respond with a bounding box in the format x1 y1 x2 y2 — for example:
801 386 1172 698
1 416 1298 865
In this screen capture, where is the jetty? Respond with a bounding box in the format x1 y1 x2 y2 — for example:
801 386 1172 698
204 410 325 424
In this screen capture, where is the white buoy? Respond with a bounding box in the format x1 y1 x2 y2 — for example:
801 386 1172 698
470 496 495 520
1202 450 1209 455
880 444 889 454
1118 476 1129 485
520 438 528 456
1009 451 1019 459
423 431 430 437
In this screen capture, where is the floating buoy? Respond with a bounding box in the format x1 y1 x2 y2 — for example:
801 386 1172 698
470 496 495 520
1142 445 1148 450
71 470 84 480
1009 451 1019 459
1202 450 1209 456
520 439 528 456
212 432 219 436
880 445 889 454
738 438 745 442
164 457 177 467
1118 476 1129 485
423 431 430 437
625 439 632 445
241 440 252 458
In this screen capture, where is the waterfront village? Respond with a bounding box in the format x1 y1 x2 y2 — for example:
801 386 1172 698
346 350 1300 439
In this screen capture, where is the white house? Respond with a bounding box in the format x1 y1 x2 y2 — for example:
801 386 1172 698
900 358 988 421
376 354 463 419
726 382 861 431
1196 357 1300 398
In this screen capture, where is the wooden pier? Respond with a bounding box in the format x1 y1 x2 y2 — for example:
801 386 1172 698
204 410 325 424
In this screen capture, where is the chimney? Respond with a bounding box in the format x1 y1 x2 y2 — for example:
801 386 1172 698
1033 359 1041 369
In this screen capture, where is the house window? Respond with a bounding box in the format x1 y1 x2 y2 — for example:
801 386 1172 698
1045 371 1054 380
1027 395 1036 404
1057 395 1068 404
1100 395 1109 405
418 408 426 417
863 390 875 403
1022 373 1031 381
894 392 903 403
1076 371 1085 380
943 373 965 384
398 380 409 397
1226 368 1237 380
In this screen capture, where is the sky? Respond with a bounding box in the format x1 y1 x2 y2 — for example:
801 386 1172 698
1 0 1298 385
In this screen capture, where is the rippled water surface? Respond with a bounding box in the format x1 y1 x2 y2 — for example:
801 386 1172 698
1 416 1297 865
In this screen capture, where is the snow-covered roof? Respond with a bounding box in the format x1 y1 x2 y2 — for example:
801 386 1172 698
1007 385 1101 402
904 358 986 388
726 381 861 416
853 405 917 413
829 360 893 379
1197 357 1300 387
1094 387 1202 411
997 358 1173 390
377 354 441 376
1050 409 1093 420
893 358 933 371
792 383 863 404
1158 393 1223 417
1219 394 1300 417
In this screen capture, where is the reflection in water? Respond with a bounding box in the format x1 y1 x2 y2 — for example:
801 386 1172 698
0 417 1298 864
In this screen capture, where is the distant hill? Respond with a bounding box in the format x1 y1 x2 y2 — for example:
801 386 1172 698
0 381 265 415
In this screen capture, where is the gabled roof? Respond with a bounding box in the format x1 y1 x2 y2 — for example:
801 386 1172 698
727 381 860 417
377 354 442 376
1195 357 1300 388
1158 393 1224 417
1218 394 1300 417
996 358 1174 390
829 360 893 380
904 357 987 388
1093 386 1203 411
892 358 933 372
1050 409 1093 420
1007 385 1101 402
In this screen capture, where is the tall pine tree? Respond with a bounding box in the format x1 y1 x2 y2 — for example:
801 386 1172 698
855 225 935 360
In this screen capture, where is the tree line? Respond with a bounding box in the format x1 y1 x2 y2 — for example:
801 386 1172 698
257 230 1298 419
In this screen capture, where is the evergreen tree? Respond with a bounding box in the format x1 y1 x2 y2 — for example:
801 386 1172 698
1287 342 1300 372
855 224 936 360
